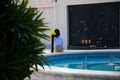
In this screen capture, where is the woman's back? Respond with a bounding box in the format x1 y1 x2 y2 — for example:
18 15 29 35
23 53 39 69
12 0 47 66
54 29 64 52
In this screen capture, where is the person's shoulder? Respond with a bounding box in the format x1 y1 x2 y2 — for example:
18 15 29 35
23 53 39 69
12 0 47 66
59 36 64 40
59 36 63 38
55 36 63 39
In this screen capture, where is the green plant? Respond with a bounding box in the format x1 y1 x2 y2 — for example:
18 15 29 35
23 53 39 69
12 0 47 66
0 0 49 79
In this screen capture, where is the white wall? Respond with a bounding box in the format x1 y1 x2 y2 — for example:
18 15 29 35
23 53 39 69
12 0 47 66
37 7 54 47
28 0 120 49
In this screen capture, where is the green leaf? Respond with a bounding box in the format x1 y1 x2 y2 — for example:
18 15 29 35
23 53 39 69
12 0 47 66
0 0 49 79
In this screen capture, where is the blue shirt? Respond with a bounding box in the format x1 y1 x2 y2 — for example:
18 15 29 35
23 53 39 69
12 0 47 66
54 36 64 46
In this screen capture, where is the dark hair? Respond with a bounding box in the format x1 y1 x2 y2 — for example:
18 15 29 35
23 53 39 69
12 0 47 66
54 29 60 37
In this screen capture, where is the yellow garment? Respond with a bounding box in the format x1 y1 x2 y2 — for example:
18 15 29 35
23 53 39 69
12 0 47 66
49 31 56 37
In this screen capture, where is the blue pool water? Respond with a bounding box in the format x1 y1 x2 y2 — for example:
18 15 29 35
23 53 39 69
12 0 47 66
44 51 120 72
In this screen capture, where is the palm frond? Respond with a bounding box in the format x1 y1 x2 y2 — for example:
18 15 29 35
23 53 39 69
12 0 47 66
0 0 49 79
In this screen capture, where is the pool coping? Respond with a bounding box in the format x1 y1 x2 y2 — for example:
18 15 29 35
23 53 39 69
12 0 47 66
38 65 120 79
40 50 120 79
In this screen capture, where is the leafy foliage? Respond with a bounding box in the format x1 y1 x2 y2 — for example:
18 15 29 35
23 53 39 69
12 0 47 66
0 0 49 79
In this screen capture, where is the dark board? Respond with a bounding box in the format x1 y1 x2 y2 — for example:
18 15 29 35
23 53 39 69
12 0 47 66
68 2 120 49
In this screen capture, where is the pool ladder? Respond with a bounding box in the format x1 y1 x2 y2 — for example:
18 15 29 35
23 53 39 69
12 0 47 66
83 57 88 69
82 56 120 70
109 55 116 70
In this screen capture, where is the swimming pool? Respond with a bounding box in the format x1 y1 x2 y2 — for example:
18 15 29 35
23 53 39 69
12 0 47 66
45 51 120 71
38 50 120 80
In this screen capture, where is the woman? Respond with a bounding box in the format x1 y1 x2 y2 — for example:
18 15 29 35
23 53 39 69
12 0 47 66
54 29 64 52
